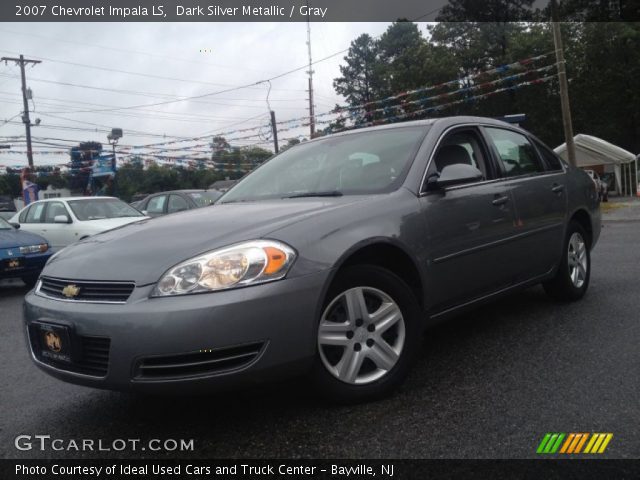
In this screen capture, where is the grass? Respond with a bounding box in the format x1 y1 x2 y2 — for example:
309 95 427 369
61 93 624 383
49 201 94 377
600 202 627 213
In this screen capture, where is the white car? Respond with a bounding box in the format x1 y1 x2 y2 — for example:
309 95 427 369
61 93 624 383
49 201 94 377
9 197 148 251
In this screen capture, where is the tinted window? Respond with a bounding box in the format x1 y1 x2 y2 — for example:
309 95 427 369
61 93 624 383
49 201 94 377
220 127 428 203
25 203 46 223
532 139 564 171
485 128 543 177
167 195 189 214
44 201 69 223
145 195 167 215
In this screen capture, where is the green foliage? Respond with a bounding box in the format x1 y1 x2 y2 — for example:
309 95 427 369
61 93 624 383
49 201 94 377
332 13 640 152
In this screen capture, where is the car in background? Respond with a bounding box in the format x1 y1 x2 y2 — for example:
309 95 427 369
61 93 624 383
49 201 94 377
23 117 600 402
0 216 52 288
585 169 608 201
9 197 148 251
0 195 17 221
136 189 222 217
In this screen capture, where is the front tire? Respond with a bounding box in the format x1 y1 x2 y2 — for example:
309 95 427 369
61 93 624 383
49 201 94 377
543 221 591 301
312 265 422 403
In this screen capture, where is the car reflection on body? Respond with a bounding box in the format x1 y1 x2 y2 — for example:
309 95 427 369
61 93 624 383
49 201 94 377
10 197 148 251
0 216 52 288
136 189 223 217
23 117 600 402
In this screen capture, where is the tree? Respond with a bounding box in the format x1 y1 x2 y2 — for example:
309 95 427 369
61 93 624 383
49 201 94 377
333 34 385 123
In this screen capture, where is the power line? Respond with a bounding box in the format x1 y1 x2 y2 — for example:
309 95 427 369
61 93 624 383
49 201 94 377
0 28 283 75
2 48 351 115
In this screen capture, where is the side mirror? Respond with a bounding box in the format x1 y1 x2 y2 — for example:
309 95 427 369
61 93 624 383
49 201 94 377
54 215 71 224
426 164 484 191
11 222 20 229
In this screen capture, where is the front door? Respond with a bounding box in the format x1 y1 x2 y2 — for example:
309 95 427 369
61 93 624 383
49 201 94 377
419 128 519 311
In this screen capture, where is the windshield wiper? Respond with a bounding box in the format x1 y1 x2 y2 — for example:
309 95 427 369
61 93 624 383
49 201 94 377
283 190 343 199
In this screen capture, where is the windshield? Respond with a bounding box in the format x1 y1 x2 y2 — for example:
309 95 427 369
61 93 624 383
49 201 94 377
67 198 145 221
219 126 428 203
0 217 12 230
188 191 222 207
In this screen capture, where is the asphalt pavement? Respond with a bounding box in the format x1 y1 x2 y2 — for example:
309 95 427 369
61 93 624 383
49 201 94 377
1 207 639 460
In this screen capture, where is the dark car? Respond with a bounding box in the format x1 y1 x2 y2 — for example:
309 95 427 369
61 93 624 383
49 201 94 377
0 195 17 221
137 189 222 217
0 216 52 287
23 117 600 402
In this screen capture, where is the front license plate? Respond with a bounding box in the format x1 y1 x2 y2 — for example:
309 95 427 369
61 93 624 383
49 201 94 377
3 257 24 271
37 323 72 363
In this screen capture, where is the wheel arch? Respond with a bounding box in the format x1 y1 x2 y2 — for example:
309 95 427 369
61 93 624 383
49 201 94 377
569 208 593 247
322 238 426 312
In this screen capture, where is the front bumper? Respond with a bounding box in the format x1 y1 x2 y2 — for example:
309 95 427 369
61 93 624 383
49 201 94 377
1 252 50 280
23 269 331 393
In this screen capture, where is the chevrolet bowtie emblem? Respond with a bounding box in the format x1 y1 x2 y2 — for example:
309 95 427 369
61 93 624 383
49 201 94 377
62 284 81 298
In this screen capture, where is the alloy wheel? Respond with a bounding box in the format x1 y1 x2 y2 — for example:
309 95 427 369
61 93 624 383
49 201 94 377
318 286 405 385
568 232 588 288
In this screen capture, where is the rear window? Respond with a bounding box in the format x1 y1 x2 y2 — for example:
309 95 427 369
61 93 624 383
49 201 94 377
485 127 544 177
532 138 565 171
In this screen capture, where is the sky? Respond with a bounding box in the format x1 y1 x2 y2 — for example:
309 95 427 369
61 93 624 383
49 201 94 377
0 22 425 168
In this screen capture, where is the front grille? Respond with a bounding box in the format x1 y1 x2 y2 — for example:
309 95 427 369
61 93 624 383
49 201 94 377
38 277 135 303
135 342 265 379
29 326 110 377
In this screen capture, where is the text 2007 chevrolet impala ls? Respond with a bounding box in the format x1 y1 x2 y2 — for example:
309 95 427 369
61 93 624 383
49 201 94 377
24 117 600 402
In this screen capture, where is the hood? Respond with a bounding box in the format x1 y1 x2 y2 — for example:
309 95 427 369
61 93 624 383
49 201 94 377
0 228 48 249
43 197 367 285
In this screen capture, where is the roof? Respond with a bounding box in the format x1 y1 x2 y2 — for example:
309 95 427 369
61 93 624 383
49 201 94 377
554 134 636 166
209 180 237 188
31 196 119 202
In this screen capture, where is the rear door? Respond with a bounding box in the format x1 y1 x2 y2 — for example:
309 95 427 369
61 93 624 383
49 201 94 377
167 194 190 214
482 127 567 280
19 202 47 238
419 127 520 311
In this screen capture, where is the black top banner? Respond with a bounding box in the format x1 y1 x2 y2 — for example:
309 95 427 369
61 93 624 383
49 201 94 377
2 0 639 22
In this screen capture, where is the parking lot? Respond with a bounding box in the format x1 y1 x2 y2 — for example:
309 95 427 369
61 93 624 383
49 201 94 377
1 210 639 460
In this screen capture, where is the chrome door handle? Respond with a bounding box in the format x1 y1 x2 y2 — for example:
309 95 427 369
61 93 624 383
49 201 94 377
552 184 565 193
492 195 509 206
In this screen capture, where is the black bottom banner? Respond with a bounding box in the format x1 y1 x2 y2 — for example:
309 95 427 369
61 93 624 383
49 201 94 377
3 459 640 480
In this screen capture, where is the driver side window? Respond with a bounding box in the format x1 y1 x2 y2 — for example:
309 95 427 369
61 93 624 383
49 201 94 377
431 129 490 178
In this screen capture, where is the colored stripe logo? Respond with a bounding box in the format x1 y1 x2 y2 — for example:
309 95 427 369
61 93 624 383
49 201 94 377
537 433 613 454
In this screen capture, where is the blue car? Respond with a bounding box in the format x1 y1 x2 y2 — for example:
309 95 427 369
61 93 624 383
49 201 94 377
0 216 52 288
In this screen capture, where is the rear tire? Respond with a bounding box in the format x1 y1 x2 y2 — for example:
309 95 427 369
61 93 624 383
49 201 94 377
312 265 422 403
543 221 591 301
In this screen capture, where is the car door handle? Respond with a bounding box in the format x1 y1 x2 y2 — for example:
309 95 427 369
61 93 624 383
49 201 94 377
492 195 509 206
552 183 565 193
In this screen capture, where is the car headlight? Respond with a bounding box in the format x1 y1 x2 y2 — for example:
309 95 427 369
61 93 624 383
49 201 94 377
19 243 48 255
152 240 296 297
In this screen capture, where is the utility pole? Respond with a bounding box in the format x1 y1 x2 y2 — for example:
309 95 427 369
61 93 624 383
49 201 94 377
270 110 279 153
550 1 576 167
305 7 316 137
1 55 41 169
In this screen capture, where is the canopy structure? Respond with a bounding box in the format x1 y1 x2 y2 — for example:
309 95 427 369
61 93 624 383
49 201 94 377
554 134 638 196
